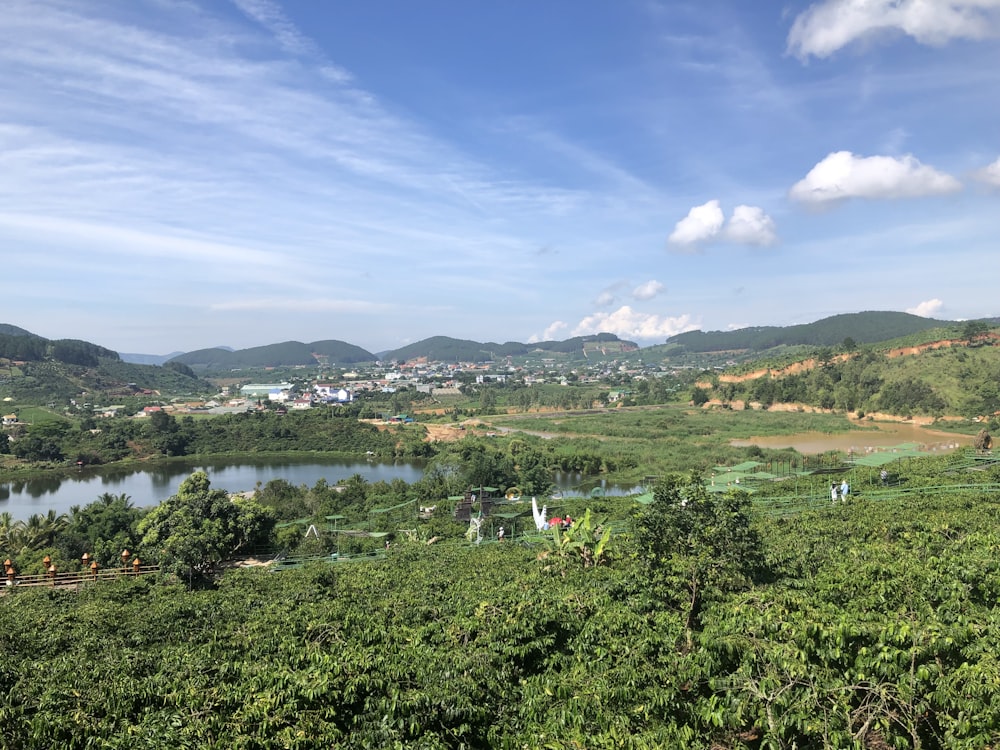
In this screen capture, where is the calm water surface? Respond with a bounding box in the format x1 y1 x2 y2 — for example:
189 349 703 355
0 458 639 520
0 458 426 520
730 421 972 453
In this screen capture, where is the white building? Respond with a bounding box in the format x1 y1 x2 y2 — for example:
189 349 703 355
314 384 353 402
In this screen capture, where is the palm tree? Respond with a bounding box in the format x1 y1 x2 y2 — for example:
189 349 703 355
0 511 15 556
17 510 67 551
100 492 133 508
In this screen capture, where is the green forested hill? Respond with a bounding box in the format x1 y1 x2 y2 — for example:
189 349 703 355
381 332 635 363
0 323 34 337
668 311 954 352
0 330 119 366
708 333 1000 419
171 339 376 369
0 357 210 404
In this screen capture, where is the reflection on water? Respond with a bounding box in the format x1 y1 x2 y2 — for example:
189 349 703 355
0 458 427 521
0 458 648 520
730 421 972 454
552 471 645 498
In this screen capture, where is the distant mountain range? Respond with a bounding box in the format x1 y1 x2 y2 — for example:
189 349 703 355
161 333 636 370
5 311 998 375
119 351 187 366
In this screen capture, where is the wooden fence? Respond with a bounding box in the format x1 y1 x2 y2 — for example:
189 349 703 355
4 559 161 591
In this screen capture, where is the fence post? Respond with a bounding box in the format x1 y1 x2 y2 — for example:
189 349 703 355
120 549 131 574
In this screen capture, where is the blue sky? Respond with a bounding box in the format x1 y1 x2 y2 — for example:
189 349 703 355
1 0 998 355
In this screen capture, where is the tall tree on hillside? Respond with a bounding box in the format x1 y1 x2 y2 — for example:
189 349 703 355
962 321 990 346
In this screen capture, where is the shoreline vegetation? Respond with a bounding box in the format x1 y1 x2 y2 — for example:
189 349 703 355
0 406 982 492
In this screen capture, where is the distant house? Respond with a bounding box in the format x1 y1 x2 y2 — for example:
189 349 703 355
241 383 292 399
290 398 312 410
2 414 17 426
314 384 353 402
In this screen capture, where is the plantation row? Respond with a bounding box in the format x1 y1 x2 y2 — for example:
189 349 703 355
2 458 1000 747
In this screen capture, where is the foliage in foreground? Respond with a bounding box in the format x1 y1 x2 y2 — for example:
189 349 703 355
2 471 1000 747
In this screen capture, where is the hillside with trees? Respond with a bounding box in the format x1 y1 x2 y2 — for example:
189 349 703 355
700 325 1000 420
170 339 376 370
381 332 636 364
0 327 209 404
666 311 953 353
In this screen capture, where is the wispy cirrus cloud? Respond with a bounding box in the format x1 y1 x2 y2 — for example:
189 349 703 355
230 0 328 61
209 297 392 313
632 280 665 301
1 0 647 350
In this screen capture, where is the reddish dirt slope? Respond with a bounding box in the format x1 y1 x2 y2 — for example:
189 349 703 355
696 333 999 386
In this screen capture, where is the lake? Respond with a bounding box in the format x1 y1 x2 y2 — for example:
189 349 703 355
0 458 643 520
729 421 972 454
0 458 427 520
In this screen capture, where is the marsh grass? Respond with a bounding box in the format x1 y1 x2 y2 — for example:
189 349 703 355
490 405 864 479
491 404 864 441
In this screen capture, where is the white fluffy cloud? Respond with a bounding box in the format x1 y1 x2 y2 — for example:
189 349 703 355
906 298 944 317
526 321 570 343
789 151 961 203
973 156 1000 186
669 201 777 248
668 200 724 246
571 305 699 342
788 0 1000 59
724 205 778 246
595 290 616 306
632 280 665 300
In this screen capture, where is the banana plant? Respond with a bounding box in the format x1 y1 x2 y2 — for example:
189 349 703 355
547 508 612 568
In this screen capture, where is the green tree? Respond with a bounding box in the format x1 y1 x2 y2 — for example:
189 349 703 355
634 473 764 643
690 386 710 406
59 493 142 567
479 387 497 414
962 320 990 345
138 472 275 580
